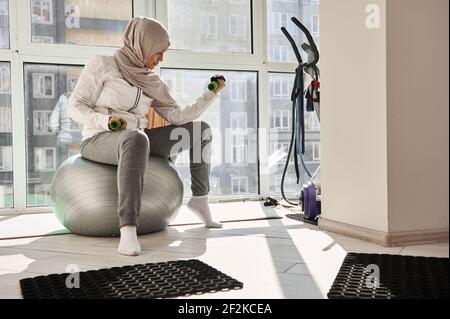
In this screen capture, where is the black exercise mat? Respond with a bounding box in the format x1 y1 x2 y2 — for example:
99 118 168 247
285 213 319 226
328 253 449 299
20 259 243 299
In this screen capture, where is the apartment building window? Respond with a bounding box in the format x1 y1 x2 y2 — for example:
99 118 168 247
270 46 290 63
31 0 53 25
0 0 9 49
305 141 320 163
230 112 249 166
34 147 56 172
200 14 218 40
229 15 247 39
230 80 247 101
231 176 248 194
230 112 248 131
33 111 54 135
272 110 290 131
231 135 248 166
0 146 12 172
0 63 10 93
0 106 11 133
32 73 55 99
310 15 319 36
168 5 194 30
271 76 291 99
270 12 289 34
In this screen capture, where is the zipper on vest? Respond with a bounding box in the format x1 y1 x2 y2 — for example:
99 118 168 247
128 88 142 113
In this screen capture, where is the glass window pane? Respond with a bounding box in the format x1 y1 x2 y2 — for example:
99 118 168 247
161 68 258 197
24 64 84 207
0 62 12 208
167 0 252 54
30 0 133 47
0 0 10 49
268 72 320 195
267 0 320 63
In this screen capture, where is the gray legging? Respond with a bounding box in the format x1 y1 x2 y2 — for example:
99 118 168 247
79 121 212 228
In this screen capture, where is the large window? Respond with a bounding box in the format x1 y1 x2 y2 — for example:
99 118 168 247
0 62 12 208
31 0 133 47
0 0 9 49
2 0 319 212
161 68 258 197
24 64 84 207
167 0 252 54
267 0 320 63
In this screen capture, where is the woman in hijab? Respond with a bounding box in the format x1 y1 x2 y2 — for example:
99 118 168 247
68 17 225 256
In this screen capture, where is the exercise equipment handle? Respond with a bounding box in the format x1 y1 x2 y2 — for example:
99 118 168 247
281 27 303 65
291 17 320 67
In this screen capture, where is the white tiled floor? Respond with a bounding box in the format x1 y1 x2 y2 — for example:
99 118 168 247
0 203 448 299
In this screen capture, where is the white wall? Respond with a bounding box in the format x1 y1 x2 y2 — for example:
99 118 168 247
386 0 449 233
320 0 389 232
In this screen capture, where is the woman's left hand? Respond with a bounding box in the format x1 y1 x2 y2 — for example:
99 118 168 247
213 75 226 94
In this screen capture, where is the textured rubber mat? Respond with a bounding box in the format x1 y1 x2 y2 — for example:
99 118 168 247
328 253 449 299
285 213 319 226
20 259 243 299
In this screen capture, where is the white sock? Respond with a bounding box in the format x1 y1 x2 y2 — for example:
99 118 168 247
187 195 223 228
118 225 141 256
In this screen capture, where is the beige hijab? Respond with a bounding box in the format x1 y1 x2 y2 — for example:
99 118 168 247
114 17 176 128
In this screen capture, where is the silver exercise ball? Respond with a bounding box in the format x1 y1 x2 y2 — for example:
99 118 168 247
51 155 183 237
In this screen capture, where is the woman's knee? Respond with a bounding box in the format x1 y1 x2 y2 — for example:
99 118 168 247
120 130 150 153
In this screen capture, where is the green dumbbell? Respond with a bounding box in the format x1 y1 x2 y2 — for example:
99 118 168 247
108 119 122 132
208 76 226 91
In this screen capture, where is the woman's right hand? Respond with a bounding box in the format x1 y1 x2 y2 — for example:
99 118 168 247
108 116 128 131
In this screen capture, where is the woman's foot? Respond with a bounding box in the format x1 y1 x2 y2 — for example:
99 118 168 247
118 225 141 256
187 195 223 228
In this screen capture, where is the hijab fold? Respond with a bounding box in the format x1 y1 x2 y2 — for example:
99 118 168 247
114 17 177 108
